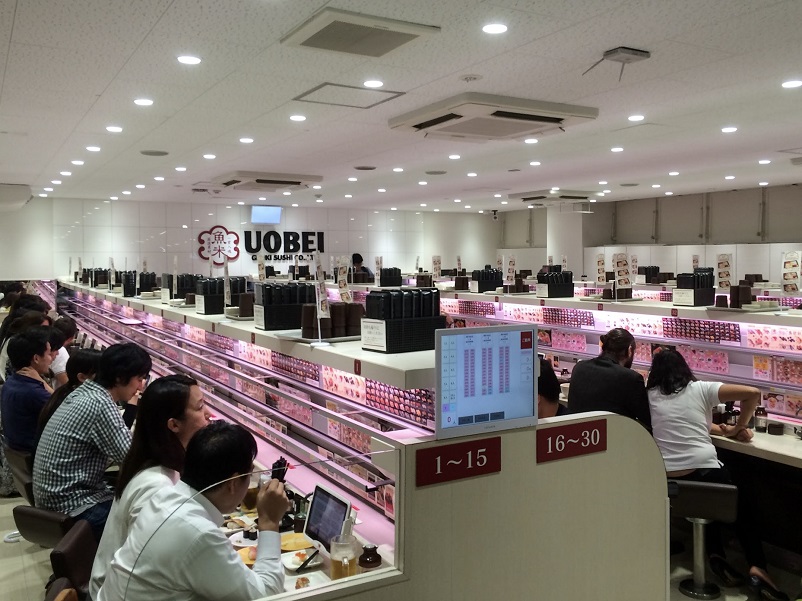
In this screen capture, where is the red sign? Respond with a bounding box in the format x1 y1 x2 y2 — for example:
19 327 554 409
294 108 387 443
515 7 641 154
597 303 603 311
539 299 545 306
536 419 607 464
520 331 533 349
354 359 362 375
416 437 501 487
198 225 240 265
671 308 678 317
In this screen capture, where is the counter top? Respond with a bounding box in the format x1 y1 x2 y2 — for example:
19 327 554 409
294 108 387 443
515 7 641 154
712 431 802 469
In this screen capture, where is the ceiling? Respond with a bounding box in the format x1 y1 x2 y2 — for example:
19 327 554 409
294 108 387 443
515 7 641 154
1 0 801 213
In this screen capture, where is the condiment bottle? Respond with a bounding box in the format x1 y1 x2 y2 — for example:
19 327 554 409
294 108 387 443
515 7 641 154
722 402 735 426
728 404 741 427
358 544 382 573
754 406 768 433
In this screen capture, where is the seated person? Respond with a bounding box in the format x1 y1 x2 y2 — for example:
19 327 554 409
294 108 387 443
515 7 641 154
567 328 651 431
33 343 151 541
647 349 788 601
0 327 54 453
96 421 291 601
89 374 211 598
537 357 566 418
50 316 78 388
352 253 374 278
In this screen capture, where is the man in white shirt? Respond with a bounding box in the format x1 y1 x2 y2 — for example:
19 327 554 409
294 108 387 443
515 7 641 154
97 421 292 601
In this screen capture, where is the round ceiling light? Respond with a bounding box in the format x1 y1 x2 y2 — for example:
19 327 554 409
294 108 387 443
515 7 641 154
134 98 153 106
177 55 201 65
363 80 383 88
482 23 507 34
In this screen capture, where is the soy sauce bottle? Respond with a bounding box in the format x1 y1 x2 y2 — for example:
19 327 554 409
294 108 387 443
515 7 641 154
722 402 736 426
754 406 768 433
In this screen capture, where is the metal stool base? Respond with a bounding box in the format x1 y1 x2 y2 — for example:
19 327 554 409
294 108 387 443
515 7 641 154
679 578 720 600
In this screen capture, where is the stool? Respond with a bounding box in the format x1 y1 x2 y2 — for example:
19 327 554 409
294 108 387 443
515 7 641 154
12 505 74 549
45 577 78 601
668 480 738 600
50 520 98 598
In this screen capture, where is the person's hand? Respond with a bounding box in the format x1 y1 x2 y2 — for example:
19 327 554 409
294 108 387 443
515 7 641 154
17 366 44 383
720 424 754 442
256 478 291 532
127 390 142 407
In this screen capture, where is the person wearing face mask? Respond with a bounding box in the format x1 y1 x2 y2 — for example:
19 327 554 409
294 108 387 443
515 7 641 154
89 374 212 599
566 327 652 432
33 343 152 541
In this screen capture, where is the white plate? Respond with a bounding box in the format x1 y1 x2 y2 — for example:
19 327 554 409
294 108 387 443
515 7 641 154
283 570 329 592
230 531 259 549
281 550 323 570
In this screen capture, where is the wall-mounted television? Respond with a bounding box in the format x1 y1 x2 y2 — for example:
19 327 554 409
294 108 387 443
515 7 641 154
435 324 538 439
250 205 282 224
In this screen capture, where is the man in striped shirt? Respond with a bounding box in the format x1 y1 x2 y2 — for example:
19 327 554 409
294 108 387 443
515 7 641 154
33 343 151 541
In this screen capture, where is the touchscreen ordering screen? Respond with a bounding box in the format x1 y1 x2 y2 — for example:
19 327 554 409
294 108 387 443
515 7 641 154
439 329 535 429
305 487 349 551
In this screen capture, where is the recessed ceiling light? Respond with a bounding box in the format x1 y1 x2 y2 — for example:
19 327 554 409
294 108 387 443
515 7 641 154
524 138 538 144
110 196 118 200
312 185 322 189
668 171 679 176
759 181 769 186
134 98 153 106
758 159 771 165
106 125 123 133
348 177 358 182
449 154 460 160
465 205 471 209
611 147 623 152
122 190 131 195
291 203 298 207
628 114 645 122
603 189 611 194
501 201 508 205
60 171 71 176
529 161 540 166
226 205 232 209
51 180 61 185
182 224 188 229
454 199 461 203
177 55 201 65
420 203 427 207
551 187 560 191
781 80 802 89
418 181 427 185
283 191 291 195
724 175 735 180
494 194 502 198
289 115 306 122
316 198 324 203
478 210 484 214
203 154 216 160
363 80 383 88
71 160 84 165
258 197 266 201
136 184 145 189
392 167 404 172
38 193 47 197
599 181 608 185
103 200 110 204
467 172 477 177
596 192 605 196
86 146 100 152
345 194 352 198
528 205 534 209
721 126 737 133
208 213 213 216
154 176 164 181
175 166 186 172
664 192 673 196
652 184 661 188
239 137 254 144
589 199 597 203
44 187 53 191
434 209 440 212
378 188 386 192
390 207 397 211
194 219 199 222
482 23 507 34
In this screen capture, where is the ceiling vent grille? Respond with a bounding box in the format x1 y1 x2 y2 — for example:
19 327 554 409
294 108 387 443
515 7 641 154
193 171 323 195
281 8 439 57
509 189 596 202
390 93 598 141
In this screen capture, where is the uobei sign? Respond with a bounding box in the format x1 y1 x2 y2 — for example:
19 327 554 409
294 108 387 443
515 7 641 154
198 225 325 264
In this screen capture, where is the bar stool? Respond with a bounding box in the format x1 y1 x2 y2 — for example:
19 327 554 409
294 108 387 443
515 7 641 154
668 479 738 600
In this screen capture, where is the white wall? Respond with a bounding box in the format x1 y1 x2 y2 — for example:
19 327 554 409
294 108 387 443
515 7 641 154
0 197 54 279
0 197 501 279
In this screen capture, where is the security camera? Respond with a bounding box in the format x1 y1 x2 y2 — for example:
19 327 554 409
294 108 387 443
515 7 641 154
492 210 499 221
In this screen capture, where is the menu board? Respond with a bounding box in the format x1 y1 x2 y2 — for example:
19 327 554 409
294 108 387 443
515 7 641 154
596 253 606 284
432 255 442 278
613 253 631 289
337 255 352 304
692 255 699 269
375 255 383 286
717 253 732 289
561 255 567 271
782 250 800 293
506 254 516 281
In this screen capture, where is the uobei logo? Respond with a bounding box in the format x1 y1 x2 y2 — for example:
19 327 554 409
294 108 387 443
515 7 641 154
198 225 240 265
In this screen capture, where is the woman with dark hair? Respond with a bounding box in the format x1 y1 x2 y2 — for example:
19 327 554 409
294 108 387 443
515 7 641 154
0 294 51 346
0 311 50 381
35 348 102 449
566 328 651 430
647 349 787 600
537 357 566 418
89 374 211 599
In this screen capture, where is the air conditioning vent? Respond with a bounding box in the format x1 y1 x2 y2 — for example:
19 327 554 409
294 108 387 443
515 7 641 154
510 189 596 202
204 171 323 193
281 8 439 58
390 93 598 141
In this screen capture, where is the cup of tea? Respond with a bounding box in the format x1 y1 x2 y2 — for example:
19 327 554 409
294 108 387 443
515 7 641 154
329 534 358 580
240 475 260 512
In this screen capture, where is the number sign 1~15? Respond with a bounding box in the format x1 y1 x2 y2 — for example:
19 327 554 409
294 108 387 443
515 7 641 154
416 437 501 487
536 419 607 464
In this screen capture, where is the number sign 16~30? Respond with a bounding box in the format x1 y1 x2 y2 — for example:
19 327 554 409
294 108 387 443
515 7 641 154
416 437 501 487
536 419 607 464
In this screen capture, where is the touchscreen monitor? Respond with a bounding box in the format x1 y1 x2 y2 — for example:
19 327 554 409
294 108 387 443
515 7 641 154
302 485 352 552
435 324 538 439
